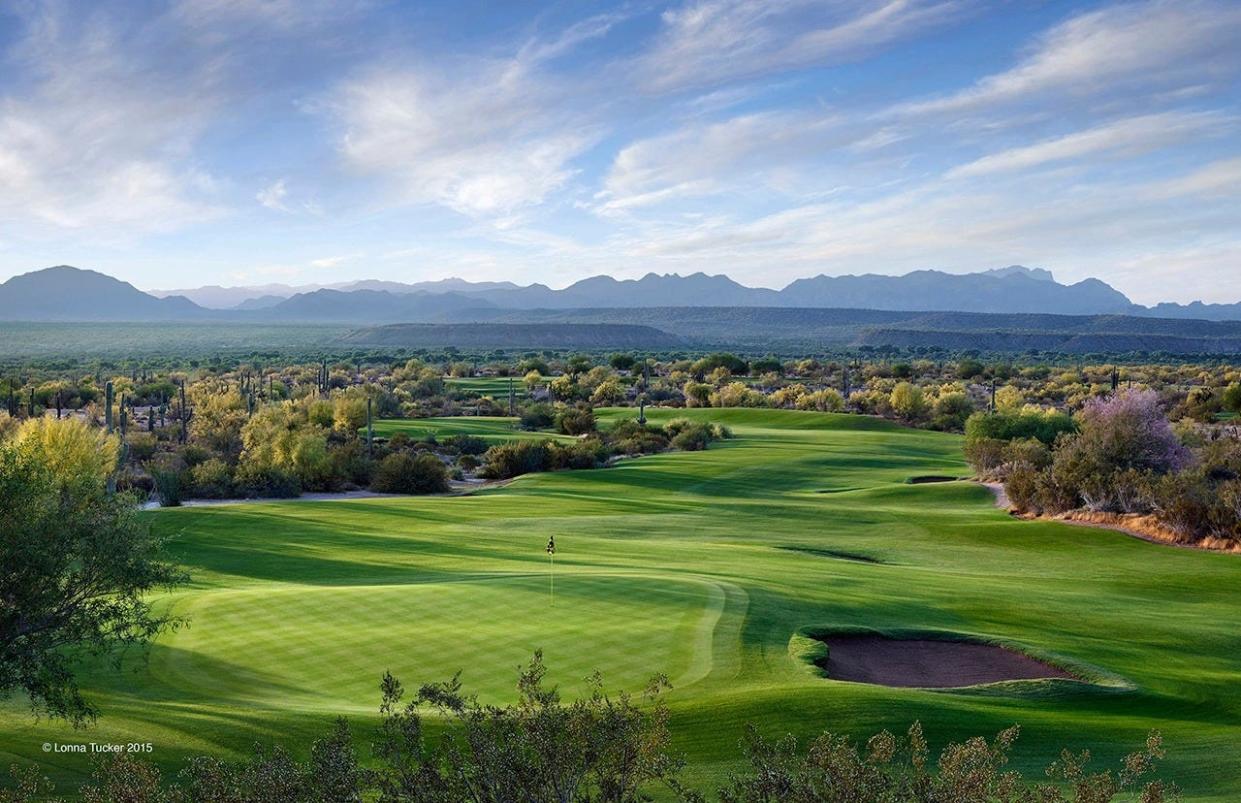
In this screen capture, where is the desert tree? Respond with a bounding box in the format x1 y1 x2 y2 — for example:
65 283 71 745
0 418 187 724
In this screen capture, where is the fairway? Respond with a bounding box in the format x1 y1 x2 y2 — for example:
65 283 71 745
445 376 529 399
372 415 575 443
3 408 1240 799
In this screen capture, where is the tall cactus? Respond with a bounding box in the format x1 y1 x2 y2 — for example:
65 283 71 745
366 396 374 457
105 381 114 434
179 380 188 444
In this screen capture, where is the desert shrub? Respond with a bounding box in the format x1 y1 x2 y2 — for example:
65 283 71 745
719 723 1173 803
671 427 711 451
964 437 1006 475
458 454 479 471
889 382 927 422
1049 391 1191 513
148 454 186 507
607 420 670 455
126 432 158 461
519 403 555 430
693 352 747 375
233 464 302 498
930 391 973 431
477 438 611 479
1003 437 1052 470
796 388 845 412
557 405 597 435
180 443 212 467
443 434 488 455
589 379 625 406
711 382 767 408
554 439 609 470
330 440 374 488
1004 465 1043 513
371 453 450 494
956 358 985 379
479 440 554 479
964 409 1077 447
189 458 233 499
1224 382 1241 414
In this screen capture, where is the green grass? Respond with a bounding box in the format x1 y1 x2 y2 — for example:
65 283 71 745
371 415 574 443
3 408 1241 799
445 376 528 399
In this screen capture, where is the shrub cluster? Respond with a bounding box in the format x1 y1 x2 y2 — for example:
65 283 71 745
479 416 730 480
967 390 1241 546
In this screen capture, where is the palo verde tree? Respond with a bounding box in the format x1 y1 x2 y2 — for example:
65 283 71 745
0 418 187 725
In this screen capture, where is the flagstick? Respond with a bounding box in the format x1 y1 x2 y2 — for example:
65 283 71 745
549 551 555 607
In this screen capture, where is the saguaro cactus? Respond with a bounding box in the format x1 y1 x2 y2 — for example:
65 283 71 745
179 380 188 444
105 381 114 434
366 396 374 457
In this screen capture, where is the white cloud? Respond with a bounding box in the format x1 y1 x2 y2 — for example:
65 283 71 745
0 5 224 237
327 21 613 219
945 111 1234 179
595 109 857 214
899 0 1241 117
638 0 965 94
256 179 291 212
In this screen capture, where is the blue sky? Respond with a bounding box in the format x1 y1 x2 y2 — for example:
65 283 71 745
0 0 1238 304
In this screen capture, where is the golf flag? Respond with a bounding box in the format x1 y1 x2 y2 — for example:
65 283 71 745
546 535 556 606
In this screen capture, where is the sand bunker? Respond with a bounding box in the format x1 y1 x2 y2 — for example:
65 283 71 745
815 635 1075 688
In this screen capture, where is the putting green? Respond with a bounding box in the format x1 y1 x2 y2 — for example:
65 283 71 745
2 408 1239 800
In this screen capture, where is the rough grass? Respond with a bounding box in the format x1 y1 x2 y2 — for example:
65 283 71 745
2 408 1240 800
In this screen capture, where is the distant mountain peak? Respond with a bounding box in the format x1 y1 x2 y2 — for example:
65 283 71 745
983 265 1056 282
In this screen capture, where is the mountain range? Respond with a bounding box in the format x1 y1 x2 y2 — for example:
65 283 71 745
3 264 1241 324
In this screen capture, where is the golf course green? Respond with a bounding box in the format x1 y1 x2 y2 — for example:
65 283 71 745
2 408 1239 798
373 415 576 443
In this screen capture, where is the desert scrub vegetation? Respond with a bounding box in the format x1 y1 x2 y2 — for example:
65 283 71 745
0 656 1177 802
477 416 730 480
2 349 1239 506
967 389 1241 548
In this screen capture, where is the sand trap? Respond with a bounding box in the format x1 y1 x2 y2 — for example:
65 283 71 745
815 634 1075 688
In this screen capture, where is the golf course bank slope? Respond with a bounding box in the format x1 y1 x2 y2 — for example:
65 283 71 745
2 408 1239 799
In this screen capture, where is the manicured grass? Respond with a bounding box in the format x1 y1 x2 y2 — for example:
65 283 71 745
371 415 575 444
3 408 1240 799
445 376 528 399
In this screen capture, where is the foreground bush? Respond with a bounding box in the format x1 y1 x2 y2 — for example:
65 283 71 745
719 723 1174 803
0 656 1177 802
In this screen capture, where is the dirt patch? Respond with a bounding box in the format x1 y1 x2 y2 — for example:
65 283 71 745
815 634 1075 688
907 475 960 484
1053 510 1241 554
977 481 1240 554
